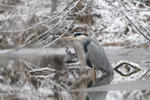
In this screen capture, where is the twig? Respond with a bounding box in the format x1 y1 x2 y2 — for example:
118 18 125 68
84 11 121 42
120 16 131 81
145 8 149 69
42 20 74 48
3 0 82 54
105 0 150 42
140 69 150 80
42 0 93 48
124 16 150 41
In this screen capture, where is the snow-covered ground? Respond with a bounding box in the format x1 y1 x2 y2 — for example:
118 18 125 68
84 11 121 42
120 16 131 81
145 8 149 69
0 0 150 100
0 47 150 100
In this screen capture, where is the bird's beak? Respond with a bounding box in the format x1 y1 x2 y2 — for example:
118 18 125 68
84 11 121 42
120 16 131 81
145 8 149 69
61 36 75 40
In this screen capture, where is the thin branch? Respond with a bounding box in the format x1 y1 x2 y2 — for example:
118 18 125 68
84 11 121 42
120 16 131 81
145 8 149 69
42 0 93 48
29 0 83 47
105 0 150 42
140 69 150 80
0 13 60 35
0 19 48 34
42 21 74 48
3 0 82 54
124 16 150 41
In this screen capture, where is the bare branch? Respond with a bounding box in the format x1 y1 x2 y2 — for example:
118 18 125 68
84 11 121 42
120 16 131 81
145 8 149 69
105 0 150 42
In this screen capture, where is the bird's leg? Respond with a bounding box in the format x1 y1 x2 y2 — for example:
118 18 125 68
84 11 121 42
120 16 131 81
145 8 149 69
92 66 96 82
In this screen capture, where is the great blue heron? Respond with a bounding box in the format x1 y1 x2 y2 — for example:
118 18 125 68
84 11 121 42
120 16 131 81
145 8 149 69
61 32 114 82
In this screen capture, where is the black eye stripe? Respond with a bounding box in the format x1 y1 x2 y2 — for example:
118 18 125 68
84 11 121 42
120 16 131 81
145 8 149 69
73 32 83 37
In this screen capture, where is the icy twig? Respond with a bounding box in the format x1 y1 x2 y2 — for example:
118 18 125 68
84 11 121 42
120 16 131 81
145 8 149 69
140 69 150 80
105 0 150 42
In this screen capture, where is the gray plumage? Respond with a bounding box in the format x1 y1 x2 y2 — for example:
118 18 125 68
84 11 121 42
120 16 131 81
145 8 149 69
61 32 114 100
73 37 114 75
72 37 114 100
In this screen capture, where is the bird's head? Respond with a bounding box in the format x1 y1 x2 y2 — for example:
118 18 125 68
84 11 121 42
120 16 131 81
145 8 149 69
61 32 88 41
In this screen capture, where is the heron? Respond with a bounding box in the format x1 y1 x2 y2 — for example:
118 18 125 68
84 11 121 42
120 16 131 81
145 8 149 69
61 32 114 82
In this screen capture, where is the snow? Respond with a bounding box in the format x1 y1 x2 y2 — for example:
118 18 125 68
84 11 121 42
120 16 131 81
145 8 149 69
0 0 150 100
93 0 150 47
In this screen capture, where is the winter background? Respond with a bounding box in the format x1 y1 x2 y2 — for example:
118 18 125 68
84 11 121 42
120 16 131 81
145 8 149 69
0 0 150 100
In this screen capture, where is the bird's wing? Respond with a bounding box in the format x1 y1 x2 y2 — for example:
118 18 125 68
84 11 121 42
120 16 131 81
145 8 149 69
86 40 110 72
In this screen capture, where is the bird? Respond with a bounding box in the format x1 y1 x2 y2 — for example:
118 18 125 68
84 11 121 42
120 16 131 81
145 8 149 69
61 32 114 82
